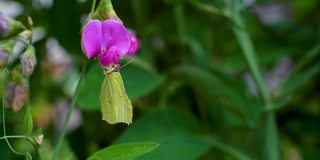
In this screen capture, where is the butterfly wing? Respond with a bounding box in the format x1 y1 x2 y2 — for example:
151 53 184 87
100 72 133 124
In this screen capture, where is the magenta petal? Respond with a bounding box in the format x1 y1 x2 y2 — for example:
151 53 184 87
101 20 130 57
82 20 103 59
113 53 119 64
127 34 139 56
98 46 117 67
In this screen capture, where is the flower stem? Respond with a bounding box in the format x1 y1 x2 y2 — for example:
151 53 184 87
0 135 32 142
90 0 97 18
2 69 33 160
207 137 251 160
174 3 188 44
227 0 280 159
189 0 226 17
51 58 88 160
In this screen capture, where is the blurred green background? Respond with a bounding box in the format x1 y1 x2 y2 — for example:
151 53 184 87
0 0 320 159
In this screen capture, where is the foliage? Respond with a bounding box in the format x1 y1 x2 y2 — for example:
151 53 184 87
87 142 159 160
0 0 320 159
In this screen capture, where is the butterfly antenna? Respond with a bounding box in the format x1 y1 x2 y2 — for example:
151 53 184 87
120 59 135 69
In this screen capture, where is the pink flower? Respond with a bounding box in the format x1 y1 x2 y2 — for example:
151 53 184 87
127 34 139 56
81 19 138 67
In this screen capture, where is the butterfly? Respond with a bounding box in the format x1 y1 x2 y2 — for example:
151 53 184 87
100 64 132 125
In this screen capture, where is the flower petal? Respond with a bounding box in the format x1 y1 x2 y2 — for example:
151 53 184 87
101 20 130 57
82 20 103 59
98 46 118 67
0 12 9 36
113 52 119 65
127 34 139 56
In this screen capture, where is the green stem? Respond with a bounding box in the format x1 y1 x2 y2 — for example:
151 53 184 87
189 0 226 17
0 135 33 143
207 137 252 160
264 112 279 160
229 6 270 104
92 0 118 21
0 134 36 159
2 69 33 159
227 0 279 159
51 1 93 158
292 44 320 74
89 0 97 18
174 3 188 44
51 58 88 160
232 28 270 103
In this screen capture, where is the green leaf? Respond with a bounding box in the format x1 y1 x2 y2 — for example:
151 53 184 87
288 44 320 73
116 108 211 160
122 65 166 100
171 64 261 127
87 142 159 160
279 63 320 97
77 62 104 110
264 113 280 160
206 138 252 160
186 16 214 68
23 108 33 135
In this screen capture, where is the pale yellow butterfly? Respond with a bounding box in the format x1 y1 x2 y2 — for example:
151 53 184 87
100 65 132 125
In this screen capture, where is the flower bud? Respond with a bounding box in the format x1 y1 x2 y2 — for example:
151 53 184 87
12 83 29 112
0 12 9 36
35 134 44 145
0 50 9 68
91 0 121 22
0 12 24 39
4 82 29 112
21 46 37 76
0 40 15 67
4 82 16 108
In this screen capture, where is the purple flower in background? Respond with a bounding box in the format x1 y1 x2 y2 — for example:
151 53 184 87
82 19 138 67
4 82 29 112
21 55 37 76
21 46 37 77
0 12 9 36
4 82 16 107
0 50 9 67
127 34 139 56
252 3 292 26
